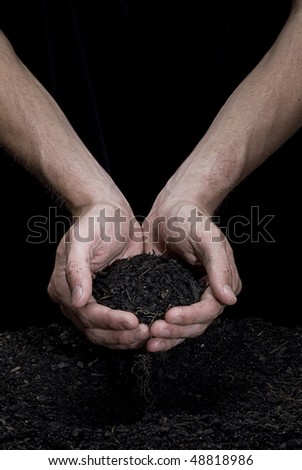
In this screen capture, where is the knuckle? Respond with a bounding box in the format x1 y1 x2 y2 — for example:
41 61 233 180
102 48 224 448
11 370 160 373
65 261 78 279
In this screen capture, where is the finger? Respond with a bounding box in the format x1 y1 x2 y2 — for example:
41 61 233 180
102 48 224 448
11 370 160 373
228 254 242 296
84 324 150 349
146 337 185 353
150 318 209 340
47 272 71 304
71 302 140 330
65 243 94 308
200 238 237 305
164 287 223 325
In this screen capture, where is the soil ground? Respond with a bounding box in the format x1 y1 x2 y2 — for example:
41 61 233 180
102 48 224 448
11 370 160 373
1 312 302 450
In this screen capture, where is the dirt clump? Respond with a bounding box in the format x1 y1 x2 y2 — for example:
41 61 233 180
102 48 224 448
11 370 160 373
92 253 205 325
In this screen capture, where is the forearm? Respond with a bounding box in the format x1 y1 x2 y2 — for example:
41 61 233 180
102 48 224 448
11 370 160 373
0 32 124 214
168 1 302 214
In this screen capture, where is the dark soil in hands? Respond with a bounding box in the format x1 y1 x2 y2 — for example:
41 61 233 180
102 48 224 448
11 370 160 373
92 253 205 324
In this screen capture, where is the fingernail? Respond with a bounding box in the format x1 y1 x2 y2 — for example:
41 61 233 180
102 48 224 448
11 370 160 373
223 285 237 300
71 285 83 305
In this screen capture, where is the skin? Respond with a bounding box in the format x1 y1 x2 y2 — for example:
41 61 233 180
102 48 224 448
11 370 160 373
1 0 302 351
143 0 302 351
49 203 149 349
0 31 148 349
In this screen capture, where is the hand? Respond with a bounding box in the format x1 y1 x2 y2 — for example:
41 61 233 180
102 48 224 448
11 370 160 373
48 202 150 349
143 193 242 352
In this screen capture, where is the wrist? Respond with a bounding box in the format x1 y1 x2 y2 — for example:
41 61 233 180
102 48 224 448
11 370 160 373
164 143 246 214
70 190 132 219
39 145 131 217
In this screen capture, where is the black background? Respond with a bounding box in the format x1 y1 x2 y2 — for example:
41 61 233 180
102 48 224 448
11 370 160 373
0 0 298 328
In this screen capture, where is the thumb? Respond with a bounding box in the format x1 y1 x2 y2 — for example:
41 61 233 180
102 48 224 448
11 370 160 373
66 249 93 308
201 244 237 306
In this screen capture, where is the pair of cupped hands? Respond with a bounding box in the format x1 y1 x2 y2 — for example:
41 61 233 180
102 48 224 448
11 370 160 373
48 183 241 353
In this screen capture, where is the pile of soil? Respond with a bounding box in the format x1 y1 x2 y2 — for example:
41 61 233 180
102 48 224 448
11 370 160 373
92 253 205 324
1 254 302 450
